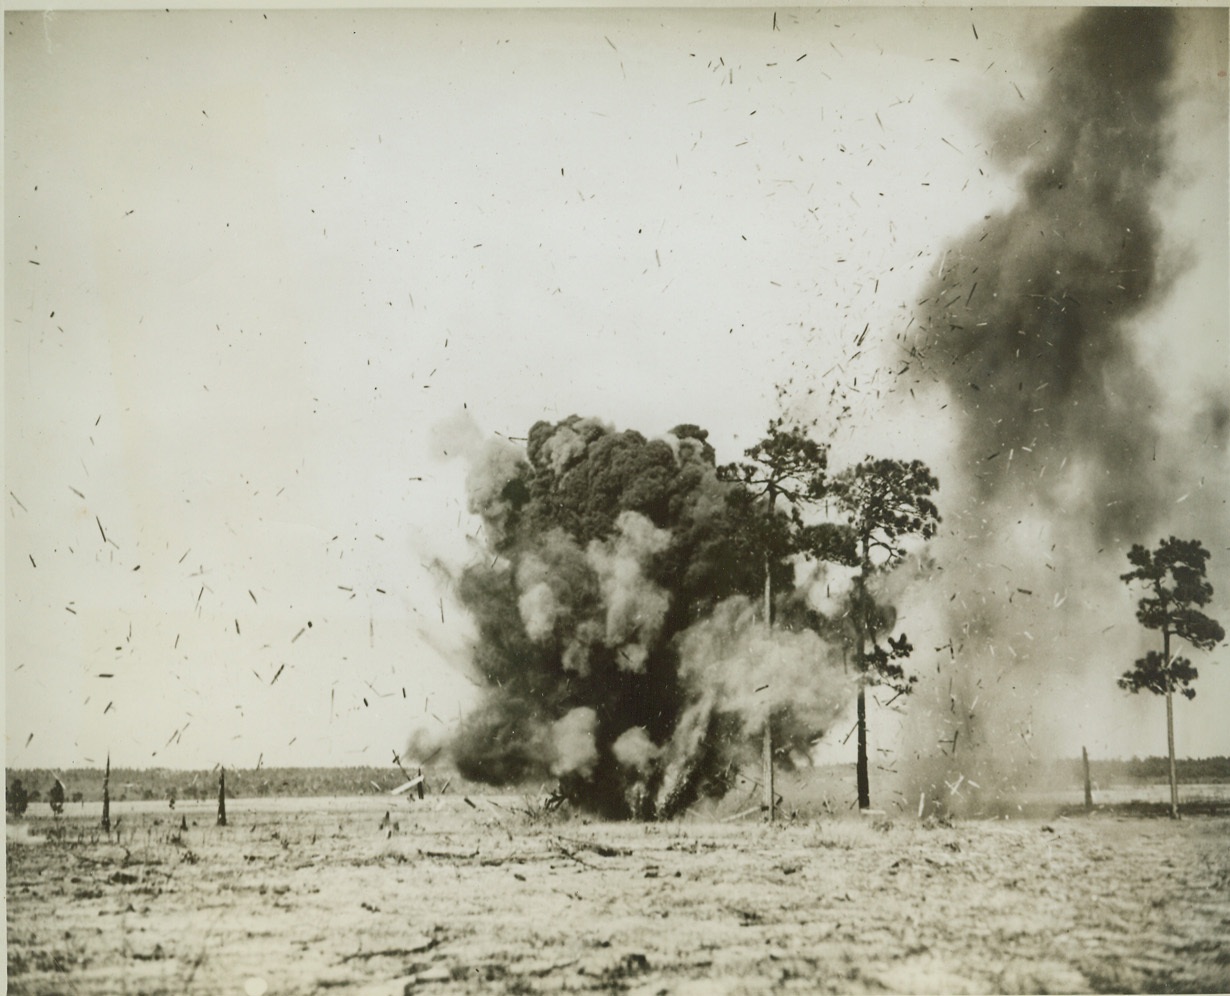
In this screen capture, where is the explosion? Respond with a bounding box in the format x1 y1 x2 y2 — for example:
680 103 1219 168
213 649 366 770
900 8 1229 814
420 10 1223 822
434 415 852 819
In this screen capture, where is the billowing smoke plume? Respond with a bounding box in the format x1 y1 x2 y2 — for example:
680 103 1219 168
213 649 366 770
917 7 1177 542
900 8 1226 813
435 414 850 818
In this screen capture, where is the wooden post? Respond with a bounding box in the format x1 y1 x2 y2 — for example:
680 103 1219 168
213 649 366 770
1082 746 1093 811
763 716 775 822
101 752 111 832
217 767 228 827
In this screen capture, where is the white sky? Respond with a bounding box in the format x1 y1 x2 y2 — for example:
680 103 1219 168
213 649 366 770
5 7 1227 771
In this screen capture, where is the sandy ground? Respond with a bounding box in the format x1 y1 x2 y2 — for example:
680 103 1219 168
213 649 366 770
7 795 1230 995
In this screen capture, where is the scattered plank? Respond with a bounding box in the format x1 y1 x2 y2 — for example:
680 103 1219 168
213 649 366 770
391 776 424 796
553 835 631 858
421 847 479 860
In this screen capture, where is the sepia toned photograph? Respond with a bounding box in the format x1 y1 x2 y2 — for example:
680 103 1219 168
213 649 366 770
6 5 1229 994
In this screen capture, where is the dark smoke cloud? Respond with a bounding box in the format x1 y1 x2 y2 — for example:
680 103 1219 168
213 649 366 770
915 7 1178 544
433 414 850 818
898 9 1205 814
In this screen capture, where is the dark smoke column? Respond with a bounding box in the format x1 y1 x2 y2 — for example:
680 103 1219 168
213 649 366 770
915 7 1178 543
897 9 1194 814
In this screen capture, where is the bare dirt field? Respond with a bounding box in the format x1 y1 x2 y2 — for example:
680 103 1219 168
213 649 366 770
7 795 1230 995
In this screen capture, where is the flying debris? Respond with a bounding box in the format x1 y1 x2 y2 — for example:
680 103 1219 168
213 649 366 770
391 775 425 796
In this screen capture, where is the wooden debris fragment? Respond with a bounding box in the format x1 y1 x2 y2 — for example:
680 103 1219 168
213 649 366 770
391 776 424 796
422 847 478 860
553 835 630 858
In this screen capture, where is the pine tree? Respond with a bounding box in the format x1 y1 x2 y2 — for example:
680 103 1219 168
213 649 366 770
829 458 939 810
1119 537 1224 818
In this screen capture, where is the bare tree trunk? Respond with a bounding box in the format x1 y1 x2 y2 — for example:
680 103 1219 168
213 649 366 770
1164 629 1179 819
1165 689 1178 819
855 543 870 811
763 552 775 823
856 686 870 810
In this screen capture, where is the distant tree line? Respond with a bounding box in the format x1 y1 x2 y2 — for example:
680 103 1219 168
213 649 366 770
1044 756 1230 787
3 765 479 807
